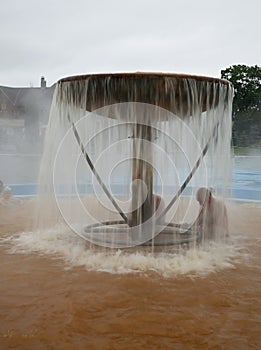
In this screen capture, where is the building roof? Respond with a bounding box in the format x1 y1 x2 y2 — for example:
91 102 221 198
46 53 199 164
0 84 55 122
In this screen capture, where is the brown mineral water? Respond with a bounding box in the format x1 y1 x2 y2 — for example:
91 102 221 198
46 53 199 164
1 74 259 350
0 199 260 350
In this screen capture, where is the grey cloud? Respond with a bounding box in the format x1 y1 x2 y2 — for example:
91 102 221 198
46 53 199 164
0 0 260 87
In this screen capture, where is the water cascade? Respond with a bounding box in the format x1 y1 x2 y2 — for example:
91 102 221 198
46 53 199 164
36 73 233 250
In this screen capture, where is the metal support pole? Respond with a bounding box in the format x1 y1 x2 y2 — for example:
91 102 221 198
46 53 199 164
130 123 153 226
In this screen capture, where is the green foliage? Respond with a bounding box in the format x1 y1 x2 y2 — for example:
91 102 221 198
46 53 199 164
221 64 261 147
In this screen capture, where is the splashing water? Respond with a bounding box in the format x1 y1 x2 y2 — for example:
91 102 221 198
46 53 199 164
29 73 234 270
4 223 239 277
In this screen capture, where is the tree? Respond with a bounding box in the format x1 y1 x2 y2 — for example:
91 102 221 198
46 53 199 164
221 64 261 147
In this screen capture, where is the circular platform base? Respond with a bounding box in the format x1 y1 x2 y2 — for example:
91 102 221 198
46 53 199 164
82 220 200 248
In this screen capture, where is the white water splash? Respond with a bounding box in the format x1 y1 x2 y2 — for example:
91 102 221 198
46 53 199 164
3 224 240 277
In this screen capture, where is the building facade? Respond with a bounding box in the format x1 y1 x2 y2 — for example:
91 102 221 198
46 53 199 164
0 77 55 153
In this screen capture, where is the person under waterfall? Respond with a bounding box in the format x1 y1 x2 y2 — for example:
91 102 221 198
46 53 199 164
127 185 165 226
193 187 229 241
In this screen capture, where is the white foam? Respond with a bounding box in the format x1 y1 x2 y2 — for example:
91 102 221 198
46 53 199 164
3 224 241 277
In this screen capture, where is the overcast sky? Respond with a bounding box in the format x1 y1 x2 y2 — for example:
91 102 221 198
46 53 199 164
0 0 260 87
